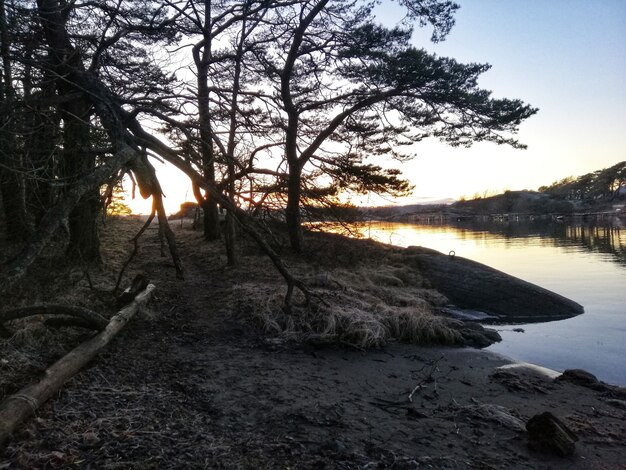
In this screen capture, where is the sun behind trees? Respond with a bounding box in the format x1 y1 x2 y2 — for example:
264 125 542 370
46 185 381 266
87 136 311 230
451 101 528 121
0 0 535 296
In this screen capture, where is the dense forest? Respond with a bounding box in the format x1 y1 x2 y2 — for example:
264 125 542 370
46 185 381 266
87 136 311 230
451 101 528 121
0 0 536 303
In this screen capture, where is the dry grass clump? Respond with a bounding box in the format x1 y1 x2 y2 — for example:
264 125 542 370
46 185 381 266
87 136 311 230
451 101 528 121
235 255 460 349
233 229 459 348
382 306 460 345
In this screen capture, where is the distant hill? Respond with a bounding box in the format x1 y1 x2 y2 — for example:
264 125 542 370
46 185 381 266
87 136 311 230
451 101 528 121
360 201 453 219
451 190 574 215
359 162 626 220
452 161 626 216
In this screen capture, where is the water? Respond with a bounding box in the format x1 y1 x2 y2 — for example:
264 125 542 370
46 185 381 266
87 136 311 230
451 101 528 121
344 218 626 385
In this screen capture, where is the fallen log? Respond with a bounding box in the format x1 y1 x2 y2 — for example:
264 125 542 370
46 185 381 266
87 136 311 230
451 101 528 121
0 284 155 448
405 246 584 323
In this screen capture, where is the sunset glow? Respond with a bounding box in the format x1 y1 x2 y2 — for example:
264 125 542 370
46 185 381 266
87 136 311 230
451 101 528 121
124 0 626 213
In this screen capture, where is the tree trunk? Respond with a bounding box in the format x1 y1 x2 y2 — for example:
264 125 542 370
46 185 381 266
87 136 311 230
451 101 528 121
26 69 59 224
201 196 221 240
225 209 236 265
192 181 220 240
0 168 28 242
60 88 100 263
0 0 29 242
194 5 221 241
66 190 101 262
286 162 303 252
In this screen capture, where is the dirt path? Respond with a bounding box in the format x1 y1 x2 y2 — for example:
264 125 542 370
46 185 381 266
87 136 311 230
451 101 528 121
2 223 625 468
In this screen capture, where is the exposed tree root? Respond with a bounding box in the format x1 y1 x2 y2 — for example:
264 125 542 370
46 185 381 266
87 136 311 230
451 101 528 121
0 305 108 331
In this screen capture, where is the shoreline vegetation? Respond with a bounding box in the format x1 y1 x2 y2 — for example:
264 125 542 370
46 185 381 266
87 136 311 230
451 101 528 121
1 217 625 467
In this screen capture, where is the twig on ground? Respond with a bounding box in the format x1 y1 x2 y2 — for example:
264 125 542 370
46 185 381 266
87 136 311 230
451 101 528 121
408 355 444 402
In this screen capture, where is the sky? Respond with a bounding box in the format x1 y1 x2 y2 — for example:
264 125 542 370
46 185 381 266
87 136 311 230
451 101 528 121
127 0 626 214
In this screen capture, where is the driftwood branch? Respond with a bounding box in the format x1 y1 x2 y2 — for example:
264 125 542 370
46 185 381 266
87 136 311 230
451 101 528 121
0 284 156 448
0 305 108 331
114 203 157 293
408 355 444 402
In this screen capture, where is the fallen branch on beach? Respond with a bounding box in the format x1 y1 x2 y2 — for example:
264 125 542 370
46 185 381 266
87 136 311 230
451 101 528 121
0 284 156 448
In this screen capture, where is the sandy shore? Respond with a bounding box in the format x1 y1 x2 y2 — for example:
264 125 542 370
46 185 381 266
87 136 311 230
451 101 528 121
3 329 625 468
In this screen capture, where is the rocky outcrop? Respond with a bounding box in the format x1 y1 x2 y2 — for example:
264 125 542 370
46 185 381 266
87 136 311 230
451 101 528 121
405 246 584 323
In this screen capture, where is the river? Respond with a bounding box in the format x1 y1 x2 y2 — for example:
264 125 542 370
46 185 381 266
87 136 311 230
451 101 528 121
338 217 626 385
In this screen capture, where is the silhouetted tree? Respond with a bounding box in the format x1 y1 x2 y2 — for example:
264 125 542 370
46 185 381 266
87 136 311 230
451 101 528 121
540 162 626 202
157 0 288 263
256 0 537 251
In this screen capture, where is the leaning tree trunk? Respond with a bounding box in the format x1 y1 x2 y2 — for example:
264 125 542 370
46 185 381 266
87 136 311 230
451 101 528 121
285 162 303 253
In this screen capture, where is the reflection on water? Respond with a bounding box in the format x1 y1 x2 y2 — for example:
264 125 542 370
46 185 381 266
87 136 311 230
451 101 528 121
333 218 626 385
350 218 626 265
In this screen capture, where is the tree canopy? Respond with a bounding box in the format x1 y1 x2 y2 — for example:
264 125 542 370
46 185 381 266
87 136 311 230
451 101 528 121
539 162 626 202
0 0 537 297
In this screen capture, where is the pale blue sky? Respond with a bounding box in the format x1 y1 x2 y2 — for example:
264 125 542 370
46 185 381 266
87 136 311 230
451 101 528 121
369 0 626 202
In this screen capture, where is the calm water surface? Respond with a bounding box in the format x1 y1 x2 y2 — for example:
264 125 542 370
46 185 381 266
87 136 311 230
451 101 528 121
347 218 626 385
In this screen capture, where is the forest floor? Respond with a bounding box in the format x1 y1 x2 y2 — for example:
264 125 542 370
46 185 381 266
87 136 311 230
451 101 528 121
1 216 625 469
